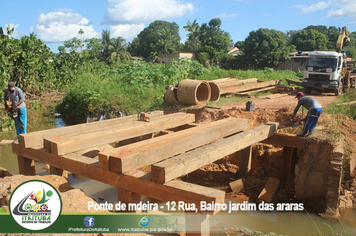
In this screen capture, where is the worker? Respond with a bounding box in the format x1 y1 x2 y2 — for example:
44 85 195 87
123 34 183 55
3 81 27 139
292 92 322 137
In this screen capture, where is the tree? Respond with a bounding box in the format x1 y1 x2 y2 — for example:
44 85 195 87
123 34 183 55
64 37 82 52
78 28 85 52
84 37 103 59
128 20 181 59
242 28 295 69
183 19 200 53
108 37 131 64
197 18 231 66
290 29 328 51
304 25 339 50
101 29 111 60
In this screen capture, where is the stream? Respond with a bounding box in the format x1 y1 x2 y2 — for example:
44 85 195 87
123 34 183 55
0 115 355 235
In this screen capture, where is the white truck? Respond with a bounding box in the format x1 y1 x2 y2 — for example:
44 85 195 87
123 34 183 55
301 27 356 96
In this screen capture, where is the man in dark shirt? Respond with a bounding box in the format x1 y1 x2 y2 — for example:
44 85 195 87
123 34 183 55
292 92 322 137
3 81 27 138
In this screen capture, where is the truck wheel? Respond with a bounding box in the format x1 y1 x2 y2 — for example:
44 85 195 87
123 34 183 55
303 87 312 95
335 81 343 96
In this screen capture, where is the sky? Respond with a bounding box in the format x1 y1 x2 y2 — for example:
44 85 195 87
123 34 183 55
2 0 356 53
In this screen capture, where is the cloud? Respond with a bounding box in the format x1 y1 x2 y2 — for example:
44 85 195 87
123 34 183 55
294 0 356 18
110 24 145 40
34 11 100 43
298 1 330 14
327 0 356 18
213 13 238 18
102 0 195 25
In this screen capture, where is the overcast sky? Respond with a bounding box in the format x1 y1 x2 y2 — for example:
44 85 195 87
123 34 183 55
2 0 356 52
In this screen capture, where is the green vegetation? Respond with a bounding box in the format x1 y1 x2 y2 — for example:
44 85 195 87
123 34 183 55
324 89 356 120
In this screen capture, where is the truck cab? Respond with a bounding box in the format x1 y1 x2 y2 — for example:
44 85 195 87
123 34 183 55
302 51 345 95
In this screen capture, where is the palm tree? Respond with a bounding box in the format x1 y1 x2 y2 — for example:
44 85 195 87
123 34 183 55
108 37 131 64
78 28 85 52
101 29 111 60
183 19 200 53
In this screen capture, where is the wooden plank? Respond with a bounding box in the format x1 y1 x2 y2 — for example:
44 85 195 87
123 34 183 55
117 188 141 212
17 155 36 175
11 143 225 214
0 140 14 145
258 177 280 203
229 179 244 194
219 80 281 94
260 134 305 148
239 146 252 178
216 78 258 86
285 78 302 86
236 85 281 95
45 113 195 156
151 122 278 184
49 166 67 177
103 118 248 174
19 110 165 148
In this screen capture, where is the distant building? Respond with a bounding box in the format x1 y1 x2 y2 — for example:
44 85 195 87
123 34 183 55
158 52 195 65
274 51 310 72
228 47 241 57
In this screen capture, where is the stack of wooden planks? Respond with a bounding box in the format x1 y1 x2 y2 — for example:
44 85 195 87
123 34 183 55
13 111 279 218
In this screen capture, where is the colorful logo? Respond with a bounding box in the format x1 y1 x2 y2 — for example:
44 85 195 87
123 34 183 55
84 216 95 227
9 180 62 230
138 216 150 227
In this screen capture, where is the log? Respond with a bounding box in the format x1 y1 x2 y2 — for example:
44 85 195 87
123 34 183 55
219 80 281 94
19 111 165 148
45 113 195 156
151 122 278 184
101 118 248 173
216 78 258 87
12 143 225 214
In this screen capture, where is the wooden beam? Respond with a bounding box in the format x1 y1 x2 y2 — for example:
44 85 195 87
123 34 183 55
151 122 278 184
45 113 195 156
285 78 302 86
229 179 244 194
236 85 281 95
12 143 225 214
260 134 305 148
49 166 67 177
103 118 248 174
17 155 36 175
117 188 141 212
239 146 252 178
216 78 258 86
19 111 165 148
219 80 281 94
258 177 280 203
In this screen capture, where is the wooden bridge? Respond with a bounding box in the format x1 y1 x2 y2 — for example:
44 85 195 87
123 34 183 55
12 111 306 235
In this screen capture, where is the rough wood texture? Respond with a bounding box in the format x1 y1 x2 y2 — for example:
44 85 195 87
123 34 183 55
151 122 278 184
17 155 36 175
45 113 195 155
258 177 280 203
239 146 252 178
19 111 165 148
102 118 248 174
236 85 281 95
12 143 225 214
216 78 258 87
260 133 305 148
219 80 281 94
229 179 244 194
117 188 141 212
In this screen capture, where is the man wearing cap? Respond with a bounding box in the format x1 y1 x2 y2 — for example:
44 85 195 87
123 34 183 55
292 92 322 137
3 81 27 138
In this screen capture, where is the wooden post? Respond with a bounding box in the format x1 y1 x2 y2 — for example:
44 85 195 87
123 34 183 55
117 188 141 212
239 146 252 178
185 213 210 236
49 166 67 177
281 147 294 179
17 155 36 175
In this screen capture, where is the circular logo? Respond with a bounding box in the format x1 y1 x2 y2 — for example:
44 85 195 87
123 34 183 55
9 180 62 230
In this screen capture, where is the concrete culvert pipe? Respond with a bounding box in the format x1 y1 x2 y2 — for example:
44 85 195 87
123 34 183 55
208 81 220 102
164 85 179 105
177 79 211 105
